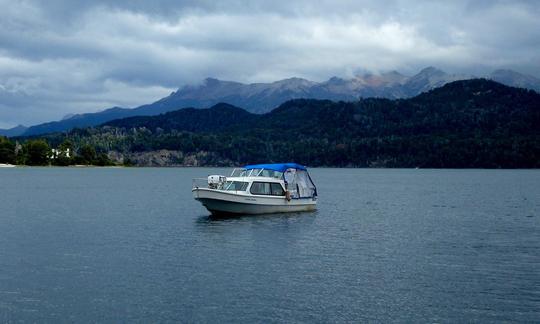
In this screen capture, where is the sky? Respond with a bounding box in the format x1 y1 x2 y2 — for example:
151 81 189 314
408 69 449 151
1 0 539 128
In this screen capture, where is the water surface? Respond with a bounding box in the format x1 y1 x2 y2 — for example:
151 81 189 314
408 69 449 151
0 168 539 322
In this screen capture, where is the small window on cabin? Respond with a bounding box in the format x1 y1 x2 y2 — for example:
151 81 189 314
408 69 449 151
270 183 285 196
250 182 271 195
250 182 285 196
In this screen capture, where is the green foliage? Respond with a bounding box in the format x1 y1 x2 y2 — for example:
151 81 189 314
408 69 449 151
0 136 114 167
35 79 540 168
24 139 51 166
94 153 114 166
122 157 134 167
59 140 73 151
79 145 96 164
0 136 15 164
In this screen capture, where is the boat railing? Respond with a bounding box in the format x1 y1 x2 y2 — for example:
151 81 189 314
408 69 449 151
192 178 210 189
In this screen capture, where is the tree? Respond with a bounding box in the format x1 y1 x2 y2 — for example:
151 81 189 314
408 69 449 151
94 153 113 166
123 157 134 167
79 144 96 164
0 136 15 164
31 79 540 168
25 140 51 166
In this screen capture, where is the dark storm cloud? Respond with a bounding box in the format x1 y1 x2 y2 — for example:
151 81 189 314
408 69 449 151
0 0 539 127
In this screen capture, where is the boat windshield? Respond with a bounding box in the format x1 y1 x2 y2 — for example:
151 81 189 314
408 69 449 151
219 181 249 191
230 168 283 179
259 169 283 178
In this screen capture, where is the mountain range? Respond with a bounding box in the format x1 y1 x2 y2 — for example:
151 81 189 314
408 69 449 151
40 79 540 168
0 124 28 137
3 67 540 137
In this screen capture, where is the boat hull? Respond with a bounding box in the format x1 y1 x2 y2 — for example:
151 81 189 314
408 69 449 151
193 188 316 215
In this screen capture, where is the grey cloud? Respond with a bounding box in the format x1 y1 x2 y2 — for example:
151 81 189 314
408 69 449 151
0 0 539 127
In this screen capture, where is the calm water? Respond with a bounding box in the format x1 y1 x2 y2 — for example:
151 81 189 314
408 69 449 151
0 168 539 322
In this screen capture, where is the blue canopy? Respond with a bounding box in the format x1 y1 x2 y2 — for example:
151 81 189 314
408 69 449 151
244 163 307 172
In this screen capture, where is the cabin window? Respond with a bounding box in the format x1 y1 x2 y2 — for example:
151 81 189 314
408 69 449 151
270 183 285 196
250 182 271 195
250 182 285 196
222 181 248 191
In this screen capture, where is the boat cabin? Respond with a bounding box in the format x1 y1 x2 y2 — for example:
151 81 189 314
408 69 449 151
223 163 317 199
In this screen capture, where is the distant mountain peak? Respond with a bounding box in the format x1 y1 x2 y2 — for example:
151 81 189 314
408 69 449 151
384 70 404 76
209 102 243 110
19 67 540 137
204 77 220 84
420 66 440 72
0 124 28 137
325 76 349 86
492 69 520 76
328 76 343 82
271 77 316 90
273 76 312 83
353 70 408 87
489 69 540 92
417 66 446 76
61 113 75 120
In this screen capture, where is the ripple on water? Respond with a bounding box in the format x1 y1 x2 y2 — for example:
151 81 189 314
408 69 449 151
0 167 538 322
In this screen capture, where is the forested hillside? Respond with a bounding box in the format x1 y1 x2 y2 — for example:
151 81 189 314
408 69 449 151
7 79 540 168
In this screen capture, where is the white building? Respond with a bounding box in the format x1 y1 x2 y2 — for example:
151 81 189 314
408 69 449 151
50 148 71 159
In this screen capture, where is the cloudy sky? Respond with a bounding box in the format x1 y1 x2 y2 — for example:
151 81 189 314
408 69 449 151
1 0 539 128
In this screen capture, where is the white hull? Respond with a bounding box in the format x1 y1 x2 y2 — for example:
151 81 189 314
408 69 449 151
193 188 316 215
0 164 15 168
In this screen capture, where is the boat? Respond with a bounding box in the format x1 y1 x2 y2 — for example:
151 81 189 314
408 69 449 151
192 163 317 215
0 163 15 168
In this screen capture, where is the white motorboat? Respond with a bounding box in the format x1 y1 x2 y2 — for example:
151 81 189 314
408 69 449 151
0 163 15 168
192 163 317 215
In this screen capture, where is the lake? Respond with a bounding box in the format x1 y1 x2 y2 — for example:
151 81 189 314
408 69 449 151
0 168 539 322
